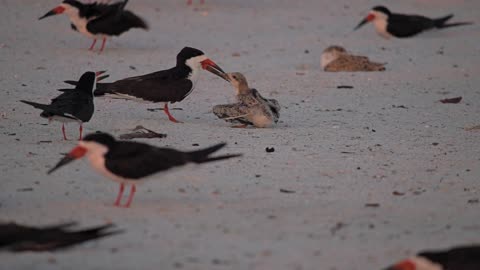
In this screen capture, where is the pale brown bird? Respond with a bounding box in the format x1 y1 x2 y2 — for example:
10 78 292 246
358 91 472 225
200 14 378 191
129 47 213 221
321 45 386 72
213 73 280 128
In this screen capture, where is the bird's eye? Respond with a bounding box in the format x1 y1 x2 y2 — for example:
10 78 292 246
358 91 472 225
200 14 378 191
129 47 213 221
233 76 237 79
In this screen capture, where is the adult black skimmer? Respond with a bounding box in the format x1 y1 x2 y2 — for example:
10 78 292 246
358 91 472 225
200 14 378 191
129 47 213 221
213 72 280 128
93 47 229 123
39 0 148 52
20 71 105 140
354 6 473 39
321 45 386 72
47 132 242 207
0 222 120 252
383 245 480 270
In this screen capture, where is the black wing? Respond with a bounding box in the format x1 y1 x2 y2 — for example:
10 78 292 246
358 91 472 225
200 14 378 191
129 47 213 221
48 91 94 122
0 222 120 252
21 91 93 122
95 69 193 103
79 1 125 20
419 246 480 270
387 14 435 37
86 1 148 35
212 103 252 125
105 141 190 179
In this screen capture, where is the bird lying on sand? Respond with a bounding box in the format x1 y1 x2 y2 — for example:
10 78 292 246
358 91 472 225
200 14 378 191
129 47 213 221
321 45 386 72
213 72 280 128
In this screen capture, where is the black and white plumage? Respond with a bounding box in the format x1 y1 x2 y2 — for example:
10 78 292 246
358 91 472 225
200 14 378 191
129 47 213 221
39 0 148 52
383 245 480 270
354 6 473 39
47 132 242 207
0 222 120 252
93 47 229 123
20 71 103 140
213 73 280 128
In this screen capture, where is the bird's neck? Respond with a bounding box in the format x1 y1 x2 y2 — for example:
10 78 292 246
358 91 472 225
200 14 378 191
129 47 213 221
67 12 90 36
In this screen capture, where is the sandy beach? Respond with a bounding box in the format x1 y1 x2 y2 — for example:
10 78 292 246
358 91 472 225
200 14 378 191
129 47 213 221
1 0 479 269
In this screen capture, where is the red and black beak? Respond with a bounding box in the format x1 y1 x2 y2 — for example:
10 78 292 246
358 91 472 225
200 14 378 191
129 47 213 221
95 70 109 82
354 13 375 30
39 6 66 20
47 146 87 174
200 58 230 82
382 260 416 270
63 71 109 86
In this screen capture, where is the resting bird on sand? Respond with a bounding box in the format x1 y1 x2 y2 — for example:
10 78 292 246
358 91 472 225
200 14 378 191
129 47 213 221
321 45 386 72
213 73 280 128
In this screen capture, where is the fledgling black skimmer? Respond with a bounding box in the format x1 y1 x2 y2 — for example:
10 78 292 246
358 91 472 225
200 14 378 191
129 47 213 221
213 72 280 128
383 245 480 270
47 132 242 207
93 47 229 123
20 71 105 140
321 45 386 72
354 6 473 39
39 0 148 52
0 222 121 252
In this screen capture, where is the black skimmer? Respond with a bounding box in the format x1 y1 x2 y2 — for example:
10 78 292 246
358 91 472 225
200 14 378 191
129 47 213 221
47 132 242 207
20 71 105 140
321 45 386 72
213 72 280 128
354 6 473 39
0 222 120 252
93 47 229 123
39 0 148 52
383 245 480 270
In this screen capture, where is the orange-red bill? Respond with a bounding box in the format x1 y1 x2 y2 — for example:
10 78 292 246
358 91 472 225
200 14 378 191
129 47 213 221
354 13 375 30
47 146 87 174
39 6 65 20
201 59 229 82
383 260 416 270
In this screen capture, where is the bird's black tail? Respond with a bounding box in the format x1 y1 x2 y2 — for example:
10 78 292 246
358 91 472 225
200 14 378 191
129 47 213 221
434 14 473 28
124 11 149 30
20 100 49 111
187 143 242 164
62 224 122 247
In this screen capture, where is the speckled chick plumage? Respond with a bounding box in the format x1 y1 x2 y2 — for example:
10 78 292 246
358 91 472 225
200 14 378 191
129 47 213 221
213 73 280 128
321 45 386 72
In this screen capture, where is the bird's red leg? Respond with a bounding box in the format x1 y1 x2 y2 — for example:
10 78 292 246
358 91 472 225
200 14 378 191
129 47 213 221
114 183 125 207
62 124 68 140
187 0 192 5
124 184 136 208
99 38 106 53
164 103 182 123
89 39 97 50
78 124 83 140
